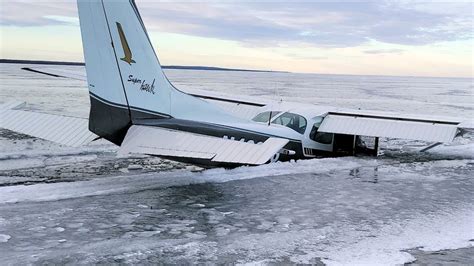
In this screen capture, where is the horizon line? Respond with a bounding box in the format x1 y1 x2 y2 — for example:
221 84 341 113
1 58 472 79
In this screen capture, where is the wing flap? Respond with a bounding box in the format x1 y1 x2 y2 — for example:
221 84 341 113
0 108 96 147
319 113 459 143
119 125 289 165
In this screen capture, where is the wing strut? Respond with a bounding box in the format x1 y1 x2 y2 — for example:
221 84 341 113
420 142 442 152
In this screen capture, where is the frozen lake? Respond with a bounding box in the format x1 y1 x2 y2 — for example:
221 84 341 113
0 63 473 264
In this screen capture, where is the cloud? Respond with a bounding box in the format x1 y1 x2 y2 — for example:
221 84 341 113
1 1 472 48
285 53 328 60
0 0 77 27
43 16 79 26
363 49 404 54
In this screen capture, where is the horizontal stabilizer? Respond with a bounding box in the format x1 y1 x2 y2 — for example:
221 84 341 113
319 113 459 143
1 106 96 147
119 125 289 165
22 67 87 81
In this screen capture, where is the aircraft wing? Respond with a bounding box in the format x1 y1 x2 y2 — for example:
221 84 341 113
119 125 288 165
319 111 469 143
0 102 97 147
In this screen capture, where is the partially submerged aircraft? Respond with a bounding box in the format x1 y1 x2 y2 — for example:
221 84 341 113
1 0 472 167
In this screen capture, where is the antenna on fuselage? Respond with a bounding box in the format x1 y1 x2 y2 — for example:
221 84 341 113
268 69 279 126
273 70 282 103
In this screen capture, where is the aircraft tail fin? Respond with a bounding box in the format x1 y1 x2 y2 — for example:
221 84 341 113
77 0 175 145
78 0 243 145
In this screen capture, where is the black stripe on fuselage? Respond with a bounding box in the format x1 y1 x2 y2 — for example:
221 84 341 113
89 92 129 109
89 92 171 119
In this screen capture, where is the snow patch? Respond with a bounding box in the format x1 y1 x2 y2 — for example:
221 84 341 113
0 234 11 243
321 206 474 265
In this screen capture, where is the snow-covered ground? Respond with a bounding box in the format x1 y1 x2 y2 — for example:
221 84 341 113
0 63 473 264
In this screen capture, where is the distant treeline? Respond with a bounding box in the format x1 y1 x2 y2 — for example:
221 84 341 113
1 59 84 66
0 59 284 73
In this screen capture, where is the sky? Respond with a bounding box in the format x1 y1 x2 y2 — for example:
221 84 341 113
0 0 473 77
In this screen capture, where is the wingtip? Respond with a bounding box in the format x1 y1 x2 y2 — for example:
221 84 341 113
0 101 26 111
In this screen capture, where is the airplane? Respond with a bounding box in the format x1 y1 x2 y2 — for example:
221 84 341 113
1 0 472 167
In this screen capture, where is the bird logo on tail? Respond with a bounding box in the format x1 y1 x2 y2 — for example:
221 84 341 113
116 22 136 65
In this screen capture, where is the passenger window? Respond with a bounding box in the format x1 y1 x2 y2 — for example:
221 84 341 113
272 112 307 134
310 125 333 144
252 111 280 123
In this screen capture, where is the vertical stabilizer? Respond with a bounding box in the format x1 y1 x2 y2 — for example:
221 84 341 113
78 0 244 144
78 0 177 144
78 0 133 144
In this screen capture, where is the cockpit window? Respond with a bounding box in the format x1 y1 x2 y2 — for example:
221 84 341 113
252 111 280 123
309 124 333 144
272 112 307 134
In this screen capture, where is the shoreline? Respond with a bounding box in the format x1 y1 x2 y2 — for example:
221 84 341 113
0 59 285 73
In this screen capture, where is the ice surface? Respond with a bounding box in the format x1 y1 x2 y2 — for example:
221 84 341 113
0 157 365 204
0 155 472 264
0 63 473 264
